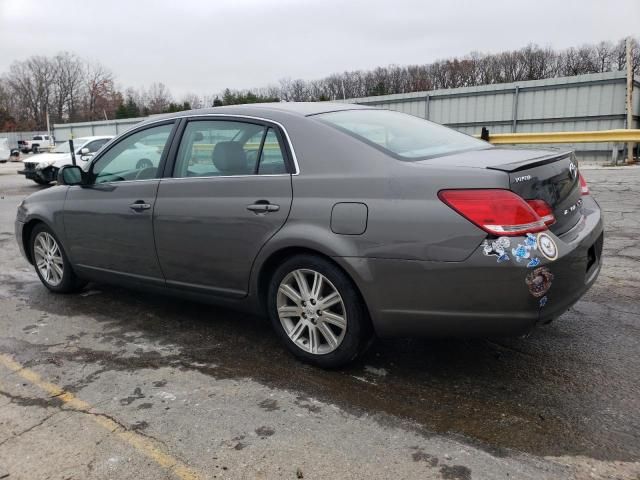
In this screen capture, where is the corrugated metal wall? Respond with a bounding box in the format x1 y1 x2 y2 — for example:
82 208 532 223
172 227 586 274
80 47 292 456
340 71 639 163
52 117 147 143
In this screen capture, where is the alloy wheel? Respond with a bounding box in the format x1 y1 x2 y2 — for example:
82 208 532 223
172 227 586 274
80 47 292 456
33 232 64 286
276 269 347 355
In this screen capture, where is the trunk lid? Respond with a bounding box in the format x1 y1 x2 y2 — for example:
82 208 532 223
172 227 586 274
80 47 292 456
422 147 583 236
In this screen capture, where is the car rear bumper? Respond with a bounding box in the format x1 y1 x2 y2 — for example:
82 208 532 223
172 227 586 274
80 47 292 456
339 196 603 338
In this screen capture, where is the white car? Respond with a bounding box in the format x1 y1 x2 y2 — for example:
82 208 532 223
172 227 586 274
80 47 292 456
0 138 10 163
19 136 112 184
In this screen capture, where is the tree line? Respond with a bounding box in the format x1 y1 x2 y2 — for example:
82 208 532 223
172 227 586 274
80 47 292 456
1 37 637 131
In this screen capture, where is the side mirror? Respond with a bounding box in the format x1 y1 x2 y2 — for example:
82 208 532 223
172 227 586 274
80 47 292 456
80 147 90 155
57 165 85 186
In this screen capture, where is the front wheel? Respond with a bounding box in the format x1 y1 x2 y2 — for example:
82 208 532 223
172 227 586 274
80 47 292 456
267 254 373 368
30 224 86 293
33 178 51 185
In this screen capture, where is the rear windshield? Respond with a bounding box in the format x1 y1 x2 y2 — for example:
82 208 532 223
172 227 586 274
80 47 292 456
315 109 489 160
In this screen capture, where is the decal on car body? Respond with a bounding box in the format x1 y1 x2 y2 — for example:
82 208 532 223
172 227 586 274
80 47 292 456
482 237 511 262
537 232 558 261
525 267 554 298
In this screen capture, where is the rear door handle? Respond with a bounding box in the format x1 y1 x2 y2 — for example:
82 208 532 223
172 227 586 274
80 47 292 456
246 202 280 213
129 201 151 211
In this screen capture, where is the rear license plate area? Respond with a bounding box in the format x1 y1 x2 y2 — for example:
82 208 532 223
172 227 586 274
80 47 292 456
586 232 604 273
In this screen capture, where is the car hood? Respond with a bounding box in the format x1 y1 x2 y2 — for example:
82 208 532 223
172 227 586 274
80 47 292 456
24 152 69 164
23 152 86 169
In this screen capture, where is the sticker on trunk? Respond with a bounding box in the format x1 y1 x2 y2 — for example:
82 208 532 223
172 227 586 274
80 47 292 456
537 232 558 261
482 237 511 262
525 266 554 298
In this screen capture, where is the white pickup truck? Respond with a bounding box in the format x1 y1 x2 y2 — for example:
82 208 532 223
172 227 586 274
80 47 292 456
17 134 53 153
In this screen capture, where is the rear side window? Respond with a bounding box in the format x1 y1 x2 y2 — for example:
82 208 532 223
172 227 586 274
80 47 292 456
258 129 287 174
173 120 288 178
315 109 489 160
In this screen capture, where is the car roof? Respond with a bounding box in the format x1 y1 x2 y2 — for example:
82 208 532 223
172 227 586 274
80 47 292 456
145 102 369 123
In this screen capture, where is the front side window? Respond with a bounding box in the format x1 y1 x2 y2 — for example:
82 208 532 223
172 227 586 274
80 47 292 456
314 109 489 160
173 120 288 178
91 123 173 183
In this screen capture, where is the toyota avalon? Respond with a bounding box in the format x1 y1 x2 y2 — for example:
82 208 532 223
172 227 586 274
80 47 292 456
15 103 603 367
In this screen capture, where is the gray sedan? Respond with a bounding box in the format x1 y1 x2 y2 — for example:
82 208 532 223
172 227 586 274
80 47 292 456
15 103 603 368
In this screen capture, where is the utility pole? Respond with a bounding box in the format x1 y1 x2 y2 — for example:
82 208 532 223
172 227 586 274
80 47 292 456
626 37 634 164
46 110 52 147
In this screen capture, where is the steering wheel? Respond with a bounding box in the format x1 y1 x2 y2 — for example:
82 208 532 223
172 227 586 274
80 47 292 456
135 167 156 180
136 158 153 169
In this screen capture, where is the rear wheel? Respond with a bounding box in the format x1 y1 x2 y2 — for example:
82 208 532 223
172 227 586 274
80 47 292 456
30 224 86 293
267 254 372 368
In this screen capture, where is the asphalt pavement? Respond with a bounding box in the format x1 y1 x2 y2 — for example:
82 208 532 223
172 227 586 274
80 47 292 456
0 161 638 479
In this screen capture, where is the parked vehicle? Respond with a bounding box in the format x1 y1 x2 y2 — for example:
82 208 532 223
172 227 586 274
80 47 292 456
14 103 603 368
18 134 53 153
0 138 9 163
18 136 112 185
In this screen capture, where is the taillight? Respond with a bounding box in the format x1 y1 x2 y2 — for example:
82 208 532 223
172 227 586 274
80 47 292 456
526 199 556 226
579 173 589 195
438 189 548 236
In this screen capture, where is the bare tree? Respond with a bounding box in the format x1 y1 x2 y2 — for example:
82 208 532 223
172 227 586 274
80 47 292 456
180 92 202 110
84 61 115 120
52 52 84 122
5 56 57 129
146 82 173 113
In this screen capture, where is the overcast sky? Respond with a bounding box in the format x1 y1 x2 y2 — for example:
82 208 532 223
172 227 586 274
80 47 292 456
1 0 638 98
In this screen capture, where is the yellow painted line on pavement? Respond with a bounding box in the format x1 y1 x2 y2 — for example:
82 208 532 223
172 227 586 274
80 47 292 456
0 353 201 480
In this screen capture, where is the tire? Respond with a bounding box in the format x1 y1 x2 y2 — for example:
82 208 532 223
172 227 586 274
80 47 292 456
32 146 39 154
267 254 373 368
30 224 87 293
33 178 51 185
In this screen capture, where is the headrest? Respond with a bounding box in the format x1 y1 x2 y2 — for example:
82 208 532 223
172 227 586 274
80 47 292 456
212 141 249 175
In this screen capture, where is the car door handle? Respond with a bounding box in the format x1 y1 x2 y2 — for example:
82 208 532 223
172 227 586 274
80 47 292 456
129 201 151 211
246 202 280 213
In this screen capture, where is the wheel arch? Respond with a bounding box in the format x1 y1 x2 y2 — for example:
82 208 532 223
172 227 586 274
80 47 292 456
21 217 61 265
21 218 46 264
254 246 375 334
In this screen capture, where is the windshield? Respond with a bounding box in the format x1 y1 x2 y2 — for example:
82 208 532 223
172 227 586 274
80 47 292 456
52 142 70 153
315 109 489 160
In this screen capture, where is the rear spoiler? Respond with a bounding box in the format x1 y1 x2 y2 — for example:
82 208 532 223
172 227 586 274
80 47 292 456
486 151 573 173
